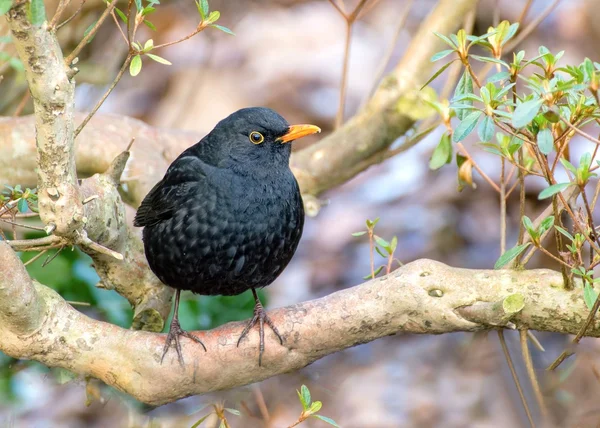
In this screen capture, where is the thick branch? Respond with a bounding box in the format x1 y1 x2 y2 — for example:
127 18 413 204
0 248 596 406
6 3 83 237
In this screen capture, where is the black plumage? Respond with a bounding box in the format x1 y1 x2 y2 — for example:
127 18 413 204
134 107 320 365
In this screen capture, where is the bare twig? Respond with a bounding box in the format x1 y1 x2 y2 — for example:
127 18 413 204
57 0 86 30
498 330 535 428
520 329 548 422
65 0 119 65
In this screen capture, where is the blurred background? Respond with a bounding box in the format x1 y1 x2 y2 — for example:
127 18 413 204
2 0 600 426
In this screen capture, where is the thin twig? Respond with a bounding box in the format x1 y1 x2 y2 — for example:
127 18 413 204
500 157 507 254
75 54 132 137
23 249 49 266
361 0 414 105
520 329 548 421
498 330 535 428
65 0 119 65
516 0 534 25
456 142 501 192
49 0 68 30
57 0 86 30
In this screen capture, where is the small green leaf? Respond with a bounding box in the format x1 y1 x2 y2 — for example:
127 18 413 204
554 225 574 241
146 53 172 65
29 0 46 25
211 24 235 35
487 71 510 83
454 71 474 120
83 20 99 43
364 265 384 279
224 408 240 416
115 7 128 24
143 20 157 31
430 49 455 62
0 0 13 16
351 231 366 237
17 198 28 213
452 111 482 142
134 0 142 11
494 243 530 269
143 39 154 51
375 246 387 258
583 283 599 311
433 31 457 48
200 0 209 19
560 158 577 175
512 98 543 128
477 115 495 143
420 59 457 90
429 132 452 170
312 415 340 427
207 10 220 23
538 182 572 200
190 414 211 428
301 385 311 408
537 127 553 155
374 235 390 249
308 401 322 414
129 55 142 76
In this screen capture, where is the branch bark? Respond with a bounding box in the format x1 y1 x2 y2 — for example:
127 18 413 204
6 3 83 238
0 243 596 406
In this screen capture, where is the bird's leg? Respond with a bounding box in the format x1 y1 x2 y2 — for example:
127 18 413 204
237 288 284 366
161 289 207 366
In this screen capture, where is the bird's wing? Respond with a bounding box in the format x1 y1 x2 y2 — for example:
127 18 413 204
133 155 209 227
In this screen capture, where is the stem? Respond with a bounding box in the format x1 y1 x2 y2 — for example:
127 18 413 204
520 329 548 422
456 143 501 192
74 55 132 137
498 330 535 428
336 21 352 129
500 158 507 254
368 229 375 279
65 0 119 65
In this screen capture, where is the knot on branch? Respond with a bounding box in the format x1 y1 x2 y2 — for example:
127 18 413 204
455 294 525 327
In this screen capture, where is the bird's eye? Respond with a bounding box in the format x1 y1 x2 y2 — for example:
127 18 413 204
249 131 264 145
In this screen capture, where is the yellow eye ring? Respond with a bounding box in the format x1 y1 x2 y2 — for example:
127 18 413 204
249 131 264 144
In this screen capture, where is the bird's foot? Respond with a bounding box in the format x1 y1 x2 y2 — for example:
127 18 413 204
236 300 283 366
161 317 206 366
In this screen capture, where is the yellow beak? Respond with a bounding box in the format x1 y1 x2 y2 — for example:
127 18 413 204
277 124 321 144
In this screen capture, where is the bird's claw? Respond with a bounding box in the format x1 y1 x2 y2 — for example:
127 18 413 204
161 318 206 367
237 300 283 366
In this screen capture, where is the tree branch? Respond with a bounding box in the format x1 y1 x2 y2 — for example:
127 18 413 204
6 2 83 238
0 246 596 406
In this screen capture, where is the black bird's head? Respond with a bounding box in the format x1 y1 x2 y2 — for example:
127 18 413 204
199 107 320 169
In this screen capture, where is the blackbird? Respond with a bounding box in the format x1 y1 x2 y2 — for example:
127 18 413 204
134 107 320 365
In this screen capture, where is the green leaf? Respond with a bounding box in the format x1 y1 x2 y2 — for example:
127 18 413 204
301 385 311 408
17 198 28 213
429 132 452 170
115 7 128 24
560 158 577 175
143 20 156 31
554 225 574 241
583 283 599 311
538 182 572 200
420 59 457 90
190 414 211 428
433 31 457 48
308 401 322 414
146 53 172 65
29 0 46 25
224 408 240 416
375 246 387 258
452 111 482 142
83 20 99 43
494 243 530 269
0 0 13 16
374 235 390 250
487 71 510 84
477 115 495 143
430 49 455 62
311 415 340 427
351 231 366 237
129 55 142 76
211 24 235 35
134 0 142 11
454 71 474 120
200 0 209 19
363 265 384 279
207 10 220 24
522 215 536 237
470 55 509 68
537 127 553 155
512 98 543 128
